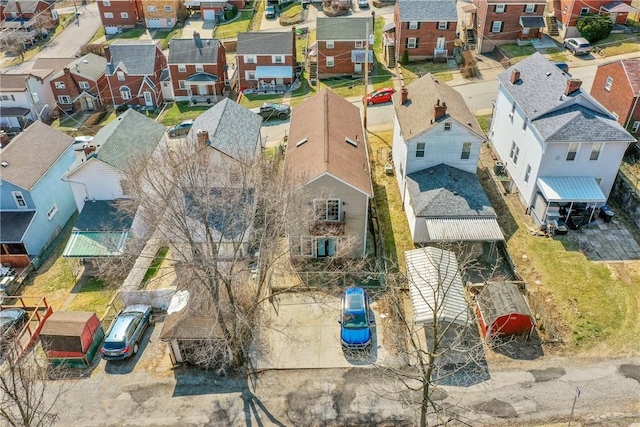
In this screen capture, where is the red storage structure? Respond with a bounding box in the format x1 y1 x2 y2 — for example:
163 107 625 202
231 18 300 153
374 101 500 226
476 283 535 340
40 311 104 366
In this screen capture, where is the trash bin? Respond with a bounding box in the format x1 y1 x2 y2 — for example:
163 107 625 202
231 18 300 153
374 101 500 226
493 161 505 176
599 205 614 223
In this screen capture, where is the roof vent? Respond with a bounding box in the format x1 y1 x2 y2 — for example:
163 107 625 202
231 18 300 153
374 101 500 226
83 59 89 64
1 161 8 167
296 137 308 147
345 136 358 147
546 72 551 76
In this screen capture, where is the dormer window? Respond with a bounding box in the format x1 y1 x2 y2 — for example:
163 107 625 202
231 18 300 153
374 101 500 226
494 4 506 13
55 81 65 89
117 71 125 81
178 64 187 72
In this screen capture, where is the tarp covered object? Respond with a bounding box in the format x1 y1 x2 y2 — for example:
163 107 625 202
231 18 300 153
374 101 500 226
40 311 103 359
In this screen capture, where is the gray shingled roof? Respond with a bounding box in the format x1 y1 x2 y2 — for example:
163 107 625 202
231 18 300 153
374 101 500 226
189 98 262 161
168 37 222 64
87 109 165 172
74 200 134 232
316 17 368 41
0 73 28 91
0 211 35 243
3 0 43 13
397 0 458 22
406 164 496 217
498 52 635 143
32 57 75 72
46 54 107 81
0 121 73 190
236 32 294 55
106 40 160 76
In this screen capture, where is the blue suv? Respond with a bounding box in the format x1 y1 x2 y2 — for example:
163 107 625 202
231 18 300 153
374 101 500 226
339 287 373 350
101 304 152 360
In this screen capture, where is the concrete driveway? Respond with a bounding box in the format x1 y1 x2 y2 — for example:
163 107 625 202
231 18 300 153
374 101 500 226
250 292 394 370
180 14 216 39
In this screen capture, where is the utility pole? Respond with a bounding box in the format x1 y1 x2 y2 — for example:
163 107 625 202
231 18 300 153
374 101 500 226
74 0 79 26
363 18 370 129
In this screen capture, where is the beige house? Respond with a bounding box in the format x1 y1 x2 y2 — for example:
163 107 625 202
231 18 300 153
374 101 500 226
285 89 373 258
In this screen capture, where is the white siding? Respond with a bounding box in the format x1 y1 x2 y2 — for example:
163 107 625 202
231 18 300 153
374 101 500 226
392 116 408 198
66 159 125 211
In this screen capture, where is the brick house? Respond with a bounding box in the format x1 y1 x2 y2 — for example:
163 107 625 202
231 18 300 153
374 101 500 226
549 0 638 38
97 0 141 35
142 0 183 28
236 30 296 92
316 17 374 79
389 0 458 63
590 59 640 136
463 0 547 53
168 32 227 103
48 54 109 113
104 40 167 108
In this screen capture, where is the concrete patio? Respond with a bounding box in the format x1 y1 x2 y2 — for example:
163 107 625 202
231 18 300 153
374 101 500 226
565 216 640 261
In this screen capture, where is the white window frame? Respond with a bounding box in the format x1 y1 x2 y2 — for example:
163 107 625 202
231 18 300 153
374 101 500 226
525 4 535 13
121 11 129 18
326 56 334 67
193 64 202 72
104 12 113 18
604 76 613 91
103 0 111 5
509 141 519 164
12 191 27 208
491 21 503 33
355 41 363 48
47 204 58 220
522 120 527 133
566 142 579 161
120 87 132 100
164 5 173 11
57 95 72 104
147 5 157 11
524 164 531 184
590 142 602 161
438 21 447 30
55 81 65 89
326 40 334 49
272 54 284 64
178 64 187 72
79 81 90 90
444 122 452 131
416 142 425 157
407 37 417 48
244 55 256 64
117 71 125 81
178 80 186 89
408 21 418 29
632 121 640 133
495 4 506 12
314 198 341 222
580 7 590 15
245 70 256 80
461 142 471 160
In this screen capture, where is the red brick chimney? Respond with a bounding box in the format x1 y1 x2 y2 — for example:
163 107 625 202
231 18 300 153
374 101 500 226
197 129 210 146
104 45 111 62
434 99 447 120
565 78 582 96
510 69 520 84
401 86 408 104
292 26 297 63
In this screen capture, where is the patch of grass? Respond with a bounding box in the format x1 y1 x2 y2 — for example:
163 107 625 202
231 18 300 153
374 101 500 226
66 278 117 314
239 92 285 108
88 25 105 44
280 3 302 18
475 114 492 136
105 28 147 44
296 29 316 61
153 28 181 50
593 34 640 56
544 47 567 62
159 101 211 125
289 77 317 107
499 43 537 64
320 77 367 98
215 10 253 39
141 247 169 285
51 111 88 131
401 61 452 85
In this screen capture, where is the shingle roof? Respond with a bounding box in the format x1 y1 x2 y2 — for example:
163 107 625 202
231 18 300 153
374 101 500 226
0 211 35 243
43 54 107 81
86 109 165 172
621 59 640 95
0 73 28 91
32 57 75 72
236 32 293 55
498 52 635 143
74 200 134 231
393 73 484 139
316 17 369 41
106 40 160 76
168 37 222 64
397 0 458 22
3 0 44 13
0 121 73 190
286 88 373 196
189 98 262 161
406 163 496 217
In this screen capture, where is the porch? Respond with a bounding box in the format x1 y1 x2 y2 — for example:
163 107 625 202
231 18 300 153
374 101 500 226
0 211 36 268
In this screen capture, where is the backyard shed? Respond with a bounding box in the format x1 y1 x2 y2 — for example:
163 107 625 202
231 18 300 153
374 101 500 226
475 282 535 340
40 311 104 367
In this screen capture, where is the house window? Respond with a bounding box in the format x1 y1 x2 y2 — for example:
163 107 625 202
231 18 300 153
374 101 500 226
522 120 527 133
57 95 71 104
244 55 256 64
494 4 506 12
12 191 27 208
79 81 90 90
300 237 314 257
121 12 128 18
178 64 187 72
117 71 125 81
178 80 186 89
509 141 519 164
104 12 113 18
438 21 447 30
407 37 417 48
103 0 111 5
416 142 425 157
55 81 65 89
444 122 451 131
524 164 531 183
326 41 334 49
461 142 471 160
314 199 341 221
524 4 535 13
147 5 157 11
195 64 204 72
590 142 602 160
245 71 256 80
604 76 613 91
47 204 58 220
566 142 579 160
510 102 516 120
580 7 590 15
408 21 419 29
164 5 173 11
273 55 284 64
120 86 132 100
491 21 503 33
355 41 363 48
326 56 334 67
632 121 640 133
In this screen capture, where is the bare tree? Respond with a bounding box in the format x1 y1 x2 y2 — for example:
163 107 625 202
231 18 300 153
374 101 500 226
30 14 54 40
0 34 27 62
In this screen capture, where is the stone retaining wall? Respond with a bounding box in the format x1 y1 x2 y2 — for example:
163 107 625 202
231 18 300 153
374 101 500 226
610 172 640 228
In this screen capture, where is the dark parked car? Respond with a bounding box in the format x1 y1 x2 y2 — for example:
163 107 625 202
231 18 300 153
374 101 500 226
363 87 396 106
259 103 291 120
167 120 194 137
101 304 152 361
0 308 27 353
338 287 373 350
265 5 276 19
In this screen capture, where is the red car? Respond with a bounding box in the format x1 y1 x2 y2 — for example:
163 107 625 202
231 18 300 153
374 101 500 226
363 87 396 105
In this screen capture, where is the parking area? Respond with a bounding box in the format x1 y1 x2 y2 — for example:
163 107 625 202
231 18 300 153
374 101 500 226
567 218 640 261
250 292 393 370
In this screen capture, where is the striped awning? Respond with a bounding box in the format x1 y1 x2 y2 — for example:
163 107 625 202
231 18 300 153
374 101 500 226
63 231 129 258
425 218 504 242
254 66 293 79
537 176 606 203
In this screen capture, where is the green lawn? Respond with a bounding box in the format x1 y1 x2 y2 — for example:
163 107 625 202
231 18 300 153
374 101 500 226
281 2 302 19
475 114 492 135
51 111 88 131
159 101 212 125
296 29 316 60
593 34 640 56
401 61 452 85
105 28 148 44
153 28 182 50
544 47 567 62
141 247 169 286
88 25 105 43
214 10 253 39
66 278 118 314
499 43 537 64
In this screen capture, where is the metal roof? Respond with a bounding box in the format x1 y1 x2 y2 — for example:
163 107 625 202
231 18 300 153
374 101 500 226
519 16 545 28
254 66 293 79
405 247 469 326
62 231 129 258
425 218 504 242
537 176 606 203
476 282 533 331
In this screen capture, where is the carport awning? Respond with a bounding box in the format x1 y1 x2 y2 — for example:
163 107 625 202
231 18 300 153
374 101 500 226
519 16 545 27
185 72 219 84
254 66 293 79
351 50 375 63
602 1 638 13
425 217 505 242
461 3 477 12
63 231 129 258
537 176 606 203
383 22 395 31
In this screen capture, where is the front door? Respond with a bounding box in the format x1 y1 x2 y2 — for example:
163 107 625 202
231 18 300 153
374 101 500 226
354 63 362 73
436 37 446 50
198 85 208 95
143 91 153 106
85 97 95 111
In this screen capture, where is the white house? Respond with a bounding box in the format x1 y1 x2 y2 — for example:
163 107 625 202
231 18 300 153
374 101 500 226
489 53 636 225
0 71 56 131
